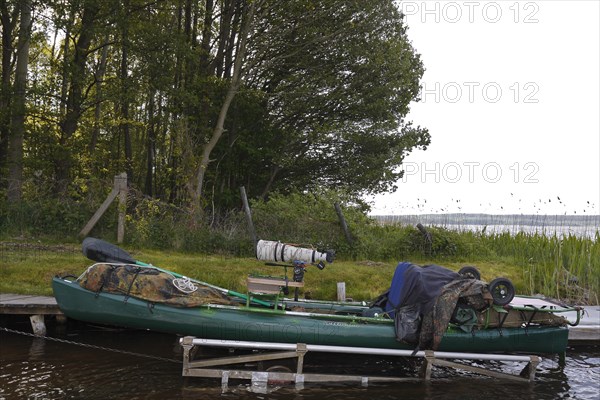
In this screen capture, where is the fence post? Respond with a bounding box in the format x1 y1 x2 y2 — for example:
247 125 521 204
79 173 127 241
416 223 432 255
240 186 257 246
337 282 346 302
116 173 128 243
334 203 353 245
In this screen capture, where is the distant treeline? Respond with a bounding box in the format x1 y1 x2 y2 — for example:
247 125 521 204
375 213 600 231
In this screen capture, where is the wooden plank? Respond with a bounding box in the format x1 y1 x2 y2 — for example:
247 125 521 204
246 283 281 294
0 294 31 302
0 294 63 315
189 351 298 368
247 277 304 288
0 306 62 315
569 325 600 341
184 368 417 383
247 276 304 295
79 187 119 237
0 293 57 305
431 358 530 382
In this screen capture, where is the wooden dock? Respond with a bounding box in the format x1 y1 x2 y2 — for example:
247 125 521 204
0 293 63 315
564 305 600 342
0 293 64 335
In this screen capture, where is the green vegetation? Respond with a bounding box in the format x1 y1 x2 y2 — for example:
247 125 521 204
1 0 428 211
0 243 527 303
1 191 598 305
1 2 595 308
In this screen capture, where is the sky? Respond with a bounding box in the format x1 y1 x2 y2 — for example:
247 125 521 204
367 0 600 216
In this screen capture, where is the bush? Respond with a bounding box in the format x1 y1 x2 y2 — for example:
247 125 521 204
2 185 597 303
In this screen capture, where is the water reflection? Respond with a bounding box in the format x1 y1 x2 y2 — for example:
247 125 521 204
0 317 599 400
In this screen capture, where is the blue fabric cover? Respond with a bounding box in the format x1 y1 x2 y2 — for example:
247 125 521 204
384 262 414 316
384 262 461 317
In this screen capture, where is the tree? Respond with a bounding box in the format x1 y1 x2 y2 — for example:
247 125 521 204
237 0 429 199
55 0 100 192
6 0 32 202
189 0 260 210
0 0 18 180
4 0 430 214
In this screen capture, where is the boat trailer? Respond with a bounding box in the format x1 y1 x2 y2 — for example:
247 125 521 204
180 336 541 389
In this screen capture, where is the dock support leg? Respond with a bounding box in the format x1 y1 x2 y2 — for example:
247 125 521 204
420 350 434 381
181 336 194 377
296 343 307 374
558 352 566 367
520 355 540 382
29 315 46 336
221 370 229 392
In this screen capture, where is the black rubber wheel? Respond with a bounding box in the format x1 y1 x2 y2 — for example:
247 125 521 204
458 266 481 280
489 277 515 306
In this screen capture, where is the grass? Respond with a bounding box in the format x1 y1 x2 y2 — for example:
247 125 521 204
2 193 597 304
1 225 597 305
0 242 525 302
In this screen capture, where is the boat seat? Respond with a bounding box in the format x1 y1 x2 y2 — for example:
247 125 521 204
246 276 304 308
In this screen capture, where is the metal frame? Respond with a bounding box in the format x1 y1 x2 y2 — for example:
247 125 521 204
180 336 541 389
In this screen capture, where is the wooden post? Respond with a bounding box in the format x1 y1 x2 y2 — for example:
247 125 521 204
337 282 346 302
334 203 353 244
416 223 432 255
116 173 128 243
29 315 46 336
240 186 257 246
420 350 434 381
79 173 127 240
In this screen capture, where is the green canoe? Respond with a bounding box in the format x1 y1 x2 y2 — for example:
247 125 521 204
52 274 570 355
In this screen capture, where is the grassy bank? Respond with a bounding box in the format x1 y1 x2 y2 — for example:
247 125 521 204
1 192 598 304
0 240 586 304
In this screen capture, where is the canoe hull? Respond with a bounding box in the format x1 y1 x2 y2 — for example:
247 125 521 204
52 277 569 354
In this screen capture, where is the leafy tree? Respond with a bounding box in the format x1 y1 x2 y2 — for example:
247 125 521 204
3 0 430 217
229 0 430 200
3 0 32 202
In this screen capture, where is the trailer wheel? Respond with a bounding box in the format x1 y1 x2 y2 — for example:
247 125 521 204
489 278 515 306
458 266 481 280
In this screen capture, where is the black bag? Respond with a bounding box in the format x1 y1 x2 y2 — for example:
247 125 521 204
394 303 422 344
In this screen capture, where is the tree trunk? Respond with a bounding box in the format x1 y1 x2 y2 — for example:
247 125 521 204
0 0 16 177
56 1 99 191
59 8 75 118
223 3 242 79
199 0 213 75
260 165 280 200
120 0 133 184
90 36 109 154
192 0 259 209
145 90 156 196
212 0 236 78
7 0 31 203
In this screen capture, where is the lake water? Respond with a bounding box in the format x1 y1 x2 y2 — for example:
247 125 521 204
373 214 600 239
1 316 599 400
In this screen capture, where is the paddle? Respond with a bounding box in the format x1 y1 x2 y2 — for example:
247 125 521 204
81 237 271 307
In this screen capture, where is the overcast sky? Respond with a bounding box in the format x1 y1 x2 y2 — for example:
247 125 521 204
368 0 600 215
